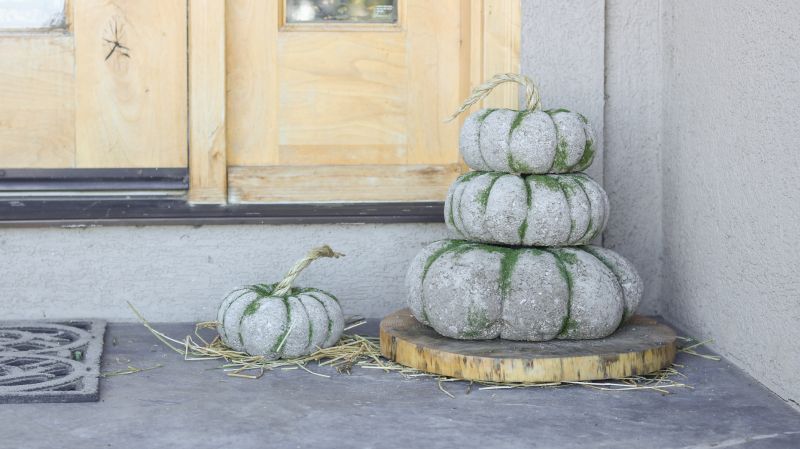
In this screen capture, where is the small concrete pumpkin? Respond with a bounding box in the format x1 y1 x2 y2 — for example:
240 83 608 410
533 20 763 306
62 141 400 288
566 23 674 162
406 240 641 341
217 246 345 359
445 171 608 246
449 73 595 174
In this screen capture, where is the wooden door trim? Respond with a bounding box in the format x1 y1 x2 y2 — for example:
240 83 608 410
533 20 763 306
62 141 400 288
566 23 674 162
188 0 227 204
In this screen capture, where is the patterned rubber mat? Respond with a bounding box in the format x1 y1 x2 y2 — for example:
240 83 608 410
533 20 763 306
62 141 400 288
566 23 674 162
0 321 106 403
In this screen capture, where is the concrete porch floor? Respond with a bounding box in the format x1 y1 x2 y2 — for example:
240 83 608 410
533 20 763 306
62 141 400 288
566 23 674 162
1 321 799 449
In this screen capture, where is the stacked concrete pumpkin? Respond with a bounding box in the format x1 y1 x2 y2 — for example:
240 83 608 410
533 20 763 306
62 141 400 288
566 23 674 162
406 74 642 341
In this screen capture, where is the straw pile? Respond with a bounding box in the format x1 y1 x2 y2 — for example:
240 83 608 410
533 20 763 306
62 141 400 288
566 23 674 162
127 303 717 396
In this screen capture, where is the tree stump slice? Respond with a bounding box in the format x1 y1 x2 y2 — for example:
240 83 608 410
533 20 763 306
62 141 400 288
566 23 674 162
379 308 677 383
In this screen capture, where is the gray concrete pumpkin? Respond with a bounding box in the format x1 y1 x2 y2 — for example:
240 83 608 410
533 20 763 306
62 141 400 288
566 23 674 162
460 108 596 173
216 247 345 359
406 240 642 341
445 172 608 246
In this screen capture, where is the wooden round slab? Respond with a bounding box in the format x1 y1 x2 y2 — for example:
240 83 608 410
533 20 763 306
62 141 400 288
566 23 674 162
380 309 677 383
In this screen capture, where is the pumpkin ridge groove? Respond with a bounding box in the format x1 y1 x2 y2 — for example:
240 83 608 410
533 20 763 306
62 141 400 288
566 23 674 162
478 173 504 211
296 296 314 352
581 246 628 327
420 240 471 323
545 110 570 172
497 248 522 337
454 178 470 238
572 177 595 243
449 174 479 237
303 287 341 304
270 297 293 357
305 292 332 345
555 177 576 240
475 109 496 170
518 175 532 244
236 286 275 349
507 111 532 173
573 114 595 171
236 296 262 351
543 248 575 337
219 288 253 341
447 177 460 236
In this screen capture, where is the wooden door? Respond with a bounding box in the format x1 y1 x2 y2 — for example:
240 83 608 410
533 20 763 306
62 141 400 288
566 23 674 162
0 0 518 202
222 0 519 203
0 0 187 171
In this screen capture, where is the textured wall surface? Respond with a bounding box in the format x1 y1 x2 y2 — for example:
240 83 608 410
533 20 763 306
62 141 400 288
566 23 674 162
660 1 800 404
602 0 663 313
0 224 448 322
521 0 606 185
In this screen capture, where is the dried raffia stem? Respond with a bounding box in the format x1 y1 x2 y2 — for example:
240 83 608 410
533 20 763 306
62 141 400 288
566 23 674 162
446 73 542 122
273 245 344 296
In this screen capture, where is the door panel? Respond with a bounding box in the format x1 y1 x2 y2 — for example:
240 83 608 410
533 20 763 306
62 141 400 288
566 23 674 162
74 0 187 168
226 0 475 202
0 35 75 168
0 0 187 171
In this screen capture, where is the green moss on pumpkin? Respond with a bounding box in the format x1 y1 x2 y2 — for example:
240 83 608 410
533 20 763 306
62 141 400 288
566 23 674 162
571 178 595 242
461 307 492 338
543 249 575 337
530 174 562 192
517 177 532 243
270 298 292 354
573 138 594 171
242 299 261 316
477 108 497 122
551 137 571 171
477 173 504 210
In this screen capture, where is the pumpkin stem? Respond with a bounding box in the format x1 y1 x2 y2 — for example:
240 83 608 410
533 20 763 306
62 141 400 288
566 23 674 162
445 73 542 122
273 245 344 296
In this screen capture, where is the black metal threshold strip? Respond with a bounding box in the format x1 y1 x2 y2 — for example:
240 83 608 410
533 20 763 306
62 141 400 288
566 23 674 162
0 197 445 226
0 168 189 191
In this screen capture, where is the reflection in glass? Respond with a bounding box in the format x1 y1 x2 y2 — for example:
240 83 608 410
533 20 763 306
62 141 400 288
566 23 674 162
286 0 397 24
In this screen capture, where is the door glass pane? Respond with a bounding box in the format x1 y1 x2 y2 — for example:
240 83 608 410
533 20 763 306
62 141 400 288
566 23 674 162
0 0 66 30
286 0 397 24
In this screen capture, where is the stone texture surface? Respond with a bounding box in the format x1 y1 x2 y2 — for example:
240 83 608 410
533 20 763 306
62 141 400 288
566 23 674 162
406 241 640 341
446 172 607 246
2 322 798 449
218 287 344 359
459 109 594 173
0 320 105 403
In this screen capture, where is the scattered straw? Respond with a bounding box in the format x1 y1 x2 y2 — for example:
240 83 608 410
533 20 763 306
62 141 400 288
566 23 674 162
128 302 715 396
128 302 382 380
101 364 163 378
677 337 722 361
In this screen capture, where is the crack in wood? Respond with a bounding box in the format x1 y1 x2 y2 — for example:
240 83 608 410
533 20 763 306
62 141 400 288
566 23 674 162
103 18 130 61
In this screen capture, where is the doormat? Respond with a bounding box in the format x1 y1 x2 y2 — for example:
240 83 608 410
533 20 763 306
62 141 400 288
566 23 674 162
0 320 106 403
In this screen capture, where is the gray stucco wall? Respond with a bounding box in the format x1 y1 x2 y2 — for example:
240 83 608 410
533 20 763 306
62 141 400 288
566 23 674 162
0 224 447 322
660 1 800 404
603 0 663 314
